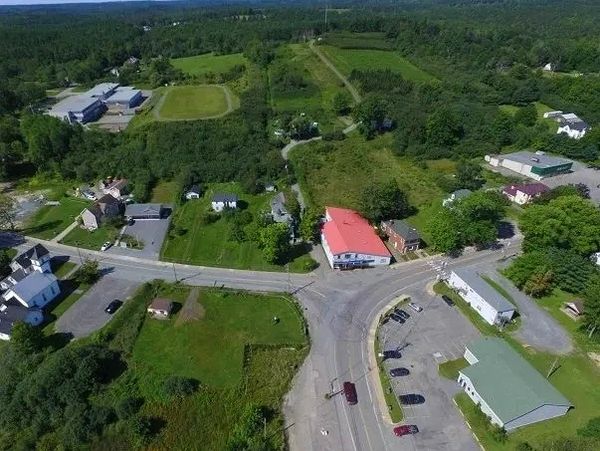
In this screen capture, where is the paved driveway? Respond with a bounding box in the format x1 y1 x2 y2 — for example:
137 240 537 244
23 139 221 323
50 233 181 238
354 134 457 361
379 286 480 451
108 217 171 260
542 162 600 204
55 276 139 338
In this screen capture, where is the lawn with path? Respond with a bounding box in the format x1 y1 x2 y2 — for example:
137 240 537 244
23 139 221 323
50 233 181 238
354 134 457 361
319 45 437 82
22 197 90 240
171 52 246 76
156 85 236 121
60 223 121 251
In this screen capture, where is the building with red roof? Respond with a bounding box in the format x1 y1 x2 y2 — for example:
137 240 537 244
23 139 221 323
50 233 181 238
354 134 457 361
321 207 391 269
502 183 549 205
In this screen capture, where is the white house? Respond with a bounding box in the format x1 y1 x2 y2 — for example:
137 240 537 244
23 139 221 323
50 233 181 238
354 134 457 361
10 244 51 274
448 269 516 326
211 193 238 212
542 63 555 72
557 118 589 140
185 185 201 200
458 337 571 431
147 298 173 319
2 272 60 309
321 207 391 269
442 189 472 207
0 302 44 341
101 178 128 199
502 183 549 205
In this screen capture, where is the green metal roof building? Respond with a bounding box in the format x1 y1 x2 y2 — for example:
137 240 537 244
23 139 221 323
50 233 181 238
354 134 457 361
458 337 571 431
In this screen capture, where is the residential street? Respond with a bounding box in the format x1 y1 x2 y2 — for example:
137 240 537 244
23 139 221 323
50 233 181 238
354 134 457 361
15 235 557 451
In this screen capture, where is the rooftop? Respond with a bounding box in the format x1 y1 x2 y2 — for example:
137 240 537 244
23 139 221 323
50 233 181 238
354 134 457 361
7 272 58 304
125 203 163 216
382 219 420 241
503 182 549 197
105 87 141 103
461 337 571 423
15 244 49 268
97 193 120 205
323 207 391 257
501 151 572 169
148 298 173 312
452 268 515 312
0 301 36 336
85 82 119 97
50 95 101 114
213 193 238 203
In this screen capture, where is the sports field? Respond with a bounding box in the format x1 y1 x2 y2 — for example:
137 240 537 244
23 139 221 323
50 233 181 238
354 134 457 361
157 85 234 120
320 45 437 82
171 52 246 76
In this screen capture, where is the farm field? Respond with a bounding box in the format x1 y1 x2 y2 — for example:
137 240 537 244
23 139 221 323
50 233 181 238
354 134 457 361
96 283 308 450
157 85 235 120
22 196 90 240
319 45 437 82
171 52 246 76
290 133 445 211
161 183 315 272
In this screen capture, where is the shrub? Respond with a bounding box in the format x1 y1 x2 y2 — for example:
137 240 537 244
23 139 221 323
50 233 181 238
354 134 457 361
162 376 199 399
129 415 153 446
199 211 220 225
116 397 143 420
322 130 346 141
74 259 100 284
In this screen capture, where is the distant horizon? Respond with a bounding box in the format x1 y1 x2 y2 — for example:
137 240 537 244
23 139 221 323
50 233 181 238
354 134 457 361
0 0 165 5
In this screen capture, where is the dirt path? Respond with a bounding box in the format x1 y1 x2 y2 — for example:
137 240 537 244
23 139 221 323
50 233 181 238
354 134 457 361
309 40 362 104
176 287 204 326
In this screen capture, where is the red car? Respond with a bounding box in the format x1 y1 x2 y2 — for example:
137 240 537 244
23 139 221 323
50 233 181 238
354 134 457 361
343 382 358 405
393 425 419 437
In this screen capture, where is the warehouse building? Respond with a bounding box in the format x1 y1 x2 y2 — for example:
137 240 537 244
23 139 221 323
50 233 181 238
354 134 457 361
448 268 516 326
458 337 571 431
485 151 573 180
104 87 143 109
48 95 105 124
85 82 119 100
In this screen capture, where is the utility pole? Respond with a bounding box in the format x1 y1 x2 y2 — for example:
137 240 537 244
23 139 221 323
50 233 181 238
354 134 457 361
324 3 329 34
172 262 178 283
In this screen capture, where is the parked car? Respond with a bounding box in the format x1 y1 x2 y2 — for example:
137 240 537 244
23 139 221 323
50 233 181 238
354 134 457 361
393 425 419 437
82 190 96 201
396 308 410 320
398 394 425 405
105 299 123 314
100 241 112 251
390 313 405 323
383 350 402 359
390 367 410 377
441 295 454 306
343 382 358 405
408 302 423 312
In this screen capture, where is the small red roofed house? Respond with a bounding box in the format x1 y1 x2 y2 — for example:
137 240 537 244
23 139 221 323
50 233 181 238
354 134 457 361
502 183 549 205
321 207 391 269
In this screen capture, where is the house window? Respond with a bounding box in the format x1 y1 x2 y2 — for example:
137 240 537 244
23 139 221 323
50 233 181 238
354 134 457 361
344 254 351 259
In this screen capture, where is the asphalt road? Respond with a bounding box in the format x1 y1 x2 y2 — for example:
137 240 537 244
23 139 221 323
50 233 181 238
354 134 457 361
16 236 531 451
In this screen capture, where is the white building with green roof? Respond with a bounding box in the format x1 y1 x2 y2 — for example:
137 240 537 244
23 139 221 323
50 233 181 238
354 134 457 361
458 337 571 431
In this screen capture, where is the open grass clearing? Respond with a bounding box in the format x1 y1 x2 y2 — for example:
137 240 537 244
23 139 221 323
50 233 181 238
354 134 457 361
171 52 246 76
319 45 437 82
323 31 392 50
161 183 315 272
97 283 308 450
150 180 178 203
157 85 234 120
291 133 445 211
22 196 90 240
60 223 121 251
52 260 77 279
500 101 558 133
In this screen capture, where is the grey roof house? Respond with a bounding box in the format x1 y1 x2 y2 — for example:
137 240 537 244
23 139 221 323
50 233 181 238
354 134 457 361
442 189 472 207
459 337 571 430
125 203 164 220
270 192 292 224
211 193 238 212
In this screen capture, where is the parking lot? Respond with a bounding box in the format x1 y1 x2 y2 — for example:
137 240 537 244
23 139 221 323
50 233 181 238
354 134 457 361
107 217 171 260
55 275 139 338
379 287 481 451
542 161 600 204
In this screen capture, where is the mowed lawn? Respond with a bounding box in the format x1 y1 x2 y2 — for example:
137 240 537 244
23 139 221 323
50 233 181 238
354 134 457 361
171 52 246 76
320 45 437 82
133 288 306 389
291 133 444 210
158 85 231 120
161 183 315 272
23 197 90 240
60 224 120 251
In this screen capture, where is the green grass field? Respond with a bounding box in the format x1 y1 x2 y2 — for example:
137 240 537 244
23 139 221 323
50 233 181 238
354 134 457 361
161 183 315 272
323 31 393 50
97 283 308 450
150 180 178 203
60 224 120 251
22 197 90 240
291 133 444 211
320 45 437 82
158 85 233 120
171 52 246 76
499 101 559 133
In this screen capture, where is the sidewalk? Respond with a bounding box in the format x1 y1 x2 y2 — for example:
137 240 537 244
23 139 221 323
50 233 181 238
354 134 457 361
52 220 78 243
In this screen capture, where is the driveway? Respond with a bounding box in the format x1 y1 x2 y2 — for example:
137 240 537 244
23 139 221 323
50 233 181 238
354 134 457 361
379 286 481 451
108 217 171 260
55 276 139 338
480 265 573 354
542 161 600 204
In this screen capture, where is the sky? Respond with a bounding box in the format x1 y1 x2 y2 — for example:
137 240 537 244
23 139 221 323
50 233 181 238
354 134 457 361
1 0 163 5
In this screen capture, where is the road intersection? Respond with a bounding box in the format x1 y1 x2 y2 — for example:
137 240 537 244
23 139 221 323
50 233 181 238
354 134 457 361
18 235 521 450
